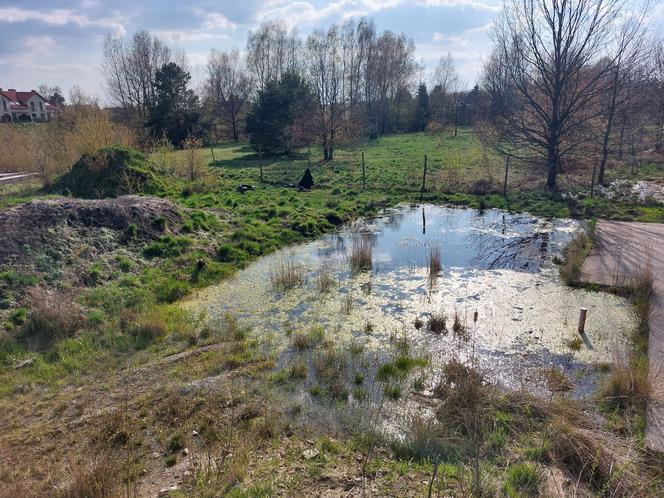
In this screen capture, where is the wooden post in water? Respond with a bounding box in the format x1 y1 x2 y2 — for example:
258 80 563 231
578 308 588 334
503 155 510 197
419 154 428 203
590 158 598 197
362 151 366 190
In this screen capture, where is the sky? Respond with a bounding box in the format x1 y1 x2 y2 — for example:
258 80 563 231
0 0 661 103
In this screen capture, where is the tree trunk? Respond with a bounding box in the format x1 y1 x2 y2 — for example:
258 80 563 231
598 76 619 186
546 135 559 190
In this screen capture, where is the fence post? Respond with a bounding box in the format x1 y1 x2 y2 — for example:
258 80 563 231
362 151 366 190
210 147 216 164
590 158 597 197
503 155 510 197
419 154 428 203
258 148 264 183
578 308 588 334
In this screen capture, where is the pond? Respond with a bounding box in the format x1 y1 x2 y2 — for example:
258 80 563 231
189 204 631 400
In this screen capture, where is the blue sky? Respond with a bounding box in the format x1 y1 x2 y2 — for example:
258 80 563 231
1 0 660 101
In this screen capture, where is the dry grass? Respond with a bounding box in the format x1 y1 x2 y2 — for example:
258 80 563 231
599 353 650 414
270 258 303 291
349 233 372 272
427 246 442 280
21 289 85 347
0 106 134 183
560 230 593 285
316 263 335 293
55 457 120 498
542 368 574 393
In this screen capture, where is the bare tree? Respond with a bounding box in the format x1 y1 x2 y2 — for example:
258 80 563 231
652 35 664 156
102 31 171 123
246 21 302 92
205 48 253 142
596 4 651 184
485 0 630 189
306 26 345 160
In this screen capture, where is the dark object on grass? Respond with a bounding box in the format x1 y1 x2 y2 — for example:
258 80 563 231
298 168 314 191
237 184 254 193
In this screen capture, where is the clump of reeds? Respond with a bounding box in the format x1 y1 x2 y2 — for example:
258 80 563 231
316 263 335 294
542 367 574 393
427 312 447 334
427 245 442 280
451 310 469 341
270 258 303 291
630 259 654 345
598 353 650 413
349 233 372 272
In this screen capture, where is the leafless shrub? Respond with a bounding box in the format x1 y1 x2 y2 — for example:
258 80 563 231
22 289 85 346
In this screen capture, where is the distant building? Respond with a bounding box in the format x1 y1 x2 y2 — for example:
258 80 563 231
0 88 59 123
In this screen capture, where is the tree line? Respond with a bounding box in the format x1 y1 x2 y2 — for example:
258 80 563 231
100 1 664 190
101 19 478 158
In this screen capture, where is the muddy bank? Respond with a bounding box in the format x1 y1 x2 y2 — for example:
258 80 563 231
0 195 183 264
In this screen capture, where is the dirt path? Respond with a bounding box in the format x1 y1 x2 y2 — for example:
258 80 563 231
580 220 664 452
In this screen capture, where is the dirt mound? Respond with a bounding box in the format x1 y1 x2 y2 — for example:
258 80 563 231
0 195 183 264
51 146 169 198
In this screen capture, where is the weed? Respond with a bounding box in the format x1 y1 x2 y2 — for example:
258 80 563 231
427 312 447 334
566 335 584 352
384 385 402 400
543 368 574 393
451 310 468 341
413 317 423 330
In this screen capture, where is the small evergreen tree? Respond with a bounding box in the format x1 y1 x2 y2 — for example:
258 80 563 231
148 62 202 147
245 72 313 155
412 83 430 132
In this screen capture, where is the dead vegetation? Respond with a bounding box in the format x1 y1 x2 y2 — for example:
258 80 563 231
270 258 303 291
427 245 442 280
349 233 372 272
560 228 593 285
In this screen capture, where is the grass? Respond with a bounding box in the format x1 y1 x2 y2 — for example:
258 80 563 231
502 463 539 497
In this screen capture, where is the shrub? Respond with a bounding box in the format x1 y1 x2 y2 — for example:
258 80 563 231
217 244 249 264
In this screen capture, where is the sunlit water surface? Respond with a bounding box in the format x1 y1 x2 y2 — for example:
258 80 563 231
187 205 631 411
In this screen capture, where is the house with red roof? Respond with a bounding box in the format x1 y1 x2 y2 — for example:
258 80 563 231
0 88 59 123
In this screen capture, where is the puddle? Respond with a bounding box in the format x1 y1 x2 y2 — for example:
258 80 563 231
187 204 632 399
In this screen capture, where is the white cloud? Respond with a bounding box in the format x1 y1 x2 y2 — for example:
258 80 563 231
152 30 230 43
0 7 125 35
23 36 58 55
202 12 237 30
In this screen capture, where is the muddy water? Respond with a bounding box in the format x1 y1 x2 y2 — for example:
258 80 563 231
188 204 632 398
